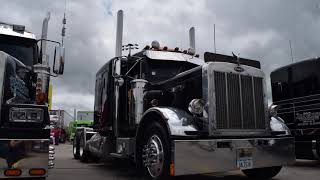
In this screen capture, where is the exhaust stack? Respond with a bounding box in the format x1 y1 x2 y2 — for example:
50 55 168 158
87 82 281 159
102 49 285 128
40 12 51 65
34 12 51 104
113 10 124 137
189 27 195 52
115 10 123 57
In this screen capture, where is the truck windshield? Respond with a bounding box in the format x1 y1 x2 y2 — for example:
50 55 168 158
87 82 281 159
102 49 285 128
77 112 94 121
146 60 198 83
0 35 37 67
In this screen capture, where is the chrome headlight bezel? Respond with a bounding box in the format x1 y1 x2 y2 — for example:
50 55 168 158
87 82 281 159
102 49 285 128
188 99 204 115
268 104 279 117
9 108 44 123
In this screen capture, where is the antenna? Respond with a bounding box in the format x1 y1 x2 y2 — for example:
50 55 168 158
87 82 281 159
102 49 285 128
115 10 124 57
61 0 67 46
289 40 294 63
214 24 216 53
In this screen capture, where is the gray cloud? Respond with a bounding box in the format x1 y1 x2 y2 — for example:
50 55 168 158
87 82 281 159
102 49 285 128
1 0 320 113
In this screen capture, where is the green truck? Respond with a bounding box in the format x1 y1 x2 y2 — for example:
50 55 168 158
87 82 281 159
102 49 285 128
68 111 93 141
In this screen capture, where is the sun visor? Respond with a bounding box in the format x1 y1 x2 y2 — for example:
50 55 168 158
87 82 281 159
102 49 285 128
145 50 205 66
204 52 261 69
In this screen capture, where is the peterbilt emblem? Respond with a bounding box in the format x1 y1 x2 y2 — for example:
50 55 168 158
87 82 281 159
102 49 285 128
234 66 244 72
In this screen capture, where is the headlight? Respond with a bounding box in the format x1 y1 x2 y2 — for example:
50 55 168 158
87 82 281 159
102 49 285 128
270 116 291 135
10 108 43 122
269 104 279 117
188 99 204 115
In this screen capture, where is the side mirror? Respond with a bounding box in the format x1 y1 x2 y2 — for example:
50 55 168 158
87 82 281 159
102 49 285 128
53 45 65 75
112 57 124 87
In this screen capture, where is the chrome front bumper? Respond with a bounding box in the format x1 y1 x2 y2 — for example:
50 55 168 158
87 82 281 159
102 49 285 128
0 139 53 178
173 137 295 176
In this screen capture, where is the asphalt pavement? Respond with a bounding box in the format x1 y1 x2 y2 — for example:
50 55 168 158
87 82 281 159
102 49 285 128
48 143 320 180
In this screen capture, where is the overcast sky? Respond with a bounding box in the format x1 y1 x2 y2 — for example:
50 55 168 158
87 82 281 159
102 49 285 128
1 0 320 115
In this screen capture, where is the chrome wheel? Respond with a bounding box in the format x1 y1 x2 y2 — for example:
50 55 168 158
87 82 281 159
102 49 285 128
79 136 84 157
73 134 80 159
73 139 77 155
142 135 164 178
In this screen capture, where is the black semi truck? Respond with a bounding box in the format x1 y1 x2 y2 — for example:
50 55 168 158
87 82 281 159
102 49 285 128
0 13 65 179
271 57 320 159
73 10 295 179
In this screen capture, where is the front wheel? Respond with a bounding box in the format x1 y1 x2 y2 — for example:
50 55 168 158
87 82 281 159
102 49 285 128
60 135 66 143
138 122 170 179
54 137 59 145
73 133 80 159
80 134 89 163
242 166 282 179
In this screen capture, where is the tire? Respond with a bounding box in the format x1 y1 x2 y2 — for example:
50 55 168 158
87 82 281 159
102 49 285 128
50 137 54 144
73 133 80 159
81 150 90 163
80 134 89 163
55 137 59 145
242 166 282 179
60 135 66 143
316 139 320 160
137 122 170 179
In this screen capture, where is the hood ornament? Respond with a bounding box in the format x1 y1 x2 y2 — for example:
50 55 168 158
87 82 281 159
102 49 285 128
232 52 244 72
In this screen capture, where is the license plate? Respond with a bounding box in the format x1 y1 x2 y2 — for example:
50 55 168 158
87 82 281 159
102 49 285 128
237 157 253 169
236 148 253 170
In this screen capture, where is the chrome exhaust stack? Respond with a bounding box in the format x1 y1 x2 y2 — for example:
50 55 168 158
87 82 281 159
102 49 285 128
114 10 124 137
188 27 196 55
34 12 51 105
40 12 51 65
115 10 123 57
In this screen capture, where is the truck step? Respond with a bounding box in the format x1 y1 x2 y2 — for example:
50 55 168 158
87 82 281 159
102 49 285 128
109 153 127 159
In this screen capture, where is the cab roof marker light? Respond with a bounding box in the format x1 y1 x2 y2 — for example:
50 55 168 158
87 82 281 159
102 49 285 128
144 45 150 50
0 21 25 32
12 25 25 32
151 40 160 49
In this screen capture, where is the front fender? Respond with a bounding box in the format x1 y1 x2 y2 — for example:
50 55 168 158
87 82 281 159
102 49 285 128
138 107 198 137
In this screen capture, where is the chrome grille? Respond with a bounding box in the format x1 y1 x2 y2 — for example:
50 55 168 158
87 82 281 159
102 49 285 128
213 71 265 129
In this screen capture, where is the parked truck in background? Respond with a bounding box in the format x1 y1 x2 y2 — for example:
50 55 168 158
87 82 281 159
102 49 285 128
73 10 295 179
69 111 93 142
271 57 320 160
49 109 73 144
0 13 65 179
